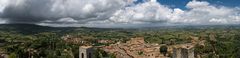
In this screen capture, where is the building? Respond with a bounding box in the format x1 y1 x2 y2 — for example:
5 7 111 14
0 49 8 58
0 53 8 58
97 40 114 44
101 37 169 58
172 44 195 58
79 46 95 58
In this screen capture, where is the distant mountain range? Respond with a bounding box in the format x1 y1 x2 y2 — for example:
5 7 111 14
0 24 240 35
0 24 55 34
0 24 122 35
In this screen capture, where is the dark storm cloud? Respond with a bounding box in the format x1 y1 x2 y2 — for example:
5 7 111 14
1 0 53 23
0 0 132 24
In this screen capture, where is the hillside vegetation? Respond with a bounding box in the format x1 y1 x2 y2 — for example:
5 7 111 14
0 24 239 58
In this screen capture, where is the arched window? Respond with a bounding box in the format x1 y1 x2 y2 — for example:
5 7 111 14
88 53 91 58
82 53 84 58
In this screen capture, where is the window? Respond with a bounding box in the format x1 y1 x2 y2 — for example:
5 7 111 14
82 53 84 58
88 53 91 58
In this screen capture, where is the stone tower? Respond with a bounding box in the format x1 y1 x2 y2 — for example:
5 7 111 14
79 46 94 58
172 45 195 58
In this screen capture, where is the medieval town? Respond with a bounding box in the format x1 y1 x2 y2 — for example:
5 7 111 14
73 36 206 58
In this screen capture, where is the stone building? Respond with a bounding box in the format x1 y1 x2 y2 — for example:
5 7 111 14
79 46 94 58
143 48 158 58
172 44 195 58
0 49 8 58
101 37 169 58
0 53 8 58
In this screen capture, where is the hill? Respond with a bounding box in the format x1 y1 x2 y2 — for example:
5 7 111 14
0 24 127 35
1 24 240 35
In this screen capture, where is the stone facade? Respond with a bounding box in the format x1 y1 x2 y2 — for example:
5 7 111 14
0 50 8 58
172 44 195 58
0 53 8 58
170 36 206 58
79 46 94 58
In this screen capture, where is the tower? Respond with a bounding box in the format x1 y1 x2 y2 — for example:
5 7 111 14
172 45 195 58
79 46 95 58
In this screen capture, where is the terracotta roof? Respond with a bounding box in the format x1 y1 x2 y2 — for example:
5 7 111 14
80 46 93 48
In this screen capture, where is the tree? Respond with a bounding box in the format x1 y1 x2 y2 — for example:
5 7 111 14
160 45 168 56
208 33 218 57
9 53 17 58
194 44 204 58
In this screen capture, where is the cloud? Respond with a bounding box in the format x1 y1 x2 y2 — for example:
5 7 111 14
0 18 6 24
91 0 240 27
92 0 172 25
0 0 134 24
0 0 9 13
0 0 240 27
178 1 240 24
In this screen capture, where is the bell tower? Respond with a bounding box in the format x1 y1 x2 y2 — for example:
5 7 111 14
79 46 94 58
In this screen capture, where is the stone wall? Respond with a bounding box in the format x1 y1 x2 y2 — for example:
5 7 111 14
79 46 94 58
172 47 195 58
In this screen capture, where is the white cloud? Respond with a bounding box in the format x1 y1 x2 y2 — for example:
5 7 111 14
179 1 240 24
0 0 9 13
57 17 78 23
186 0 210 9
92 0 240 27
82 4 95 15
103 1 172 24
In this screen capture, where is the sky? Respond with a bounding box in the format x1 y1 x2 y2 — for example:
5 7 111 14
0 0 240 28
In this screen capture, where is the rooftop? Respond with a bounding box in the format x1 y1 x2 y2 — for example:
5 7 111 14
80 46 93 49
